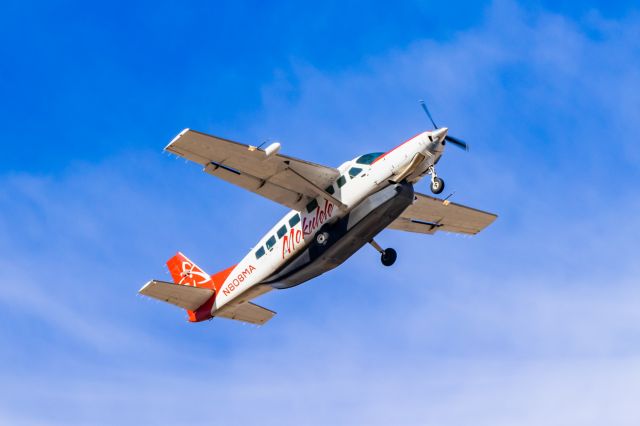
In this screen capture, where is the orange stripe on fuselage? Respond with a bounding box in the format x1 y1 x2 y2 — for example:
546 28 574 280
371 132 423 165
211 264 237 294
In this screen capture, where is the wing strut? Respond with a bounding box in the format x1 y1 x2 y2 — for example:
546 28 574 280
285 162 348 210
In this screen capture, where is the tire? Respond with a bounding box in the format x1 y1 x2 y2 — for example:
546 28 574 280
381 248 397 266
430 177 445 194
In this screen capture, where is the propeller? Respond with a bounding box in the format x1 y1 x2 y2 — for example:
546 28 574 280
419 100 469 151
419 100 438 129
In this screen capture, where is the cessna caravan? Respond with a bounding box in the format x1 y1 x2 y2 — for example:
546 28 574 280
139 103 497 325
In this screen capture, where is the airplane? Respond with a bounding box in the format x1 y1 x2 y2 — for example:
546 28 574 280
139 103 497 325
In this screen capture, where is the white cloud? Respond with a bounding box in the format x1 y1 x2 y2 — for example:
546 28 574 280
1 1 640 425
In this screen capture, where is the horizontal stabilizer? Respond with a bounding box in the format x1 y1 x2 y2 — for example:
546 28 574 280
139 280 213 311
216 302 276 325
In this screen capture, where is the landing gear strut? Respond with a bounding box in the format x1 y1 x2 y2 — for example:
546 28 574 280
370 239 397 267
428 166 445 195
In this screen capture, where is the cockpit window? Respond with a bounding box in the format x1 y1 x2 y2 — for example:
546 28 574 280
356 152 384 165
348 167 363 178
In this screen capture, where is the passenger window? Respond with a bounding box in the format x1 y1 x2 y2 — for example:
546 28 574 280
289 214 300 227
325 184 335 195
255 246 265 259
306 198 318 213
277 225 287 239
266 236 276 251
337 175 347 188
349 167 363 178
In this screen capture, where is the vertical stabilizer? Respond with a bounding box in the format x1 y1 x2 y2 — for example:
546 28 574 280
161 252 237 322
166 252 213 289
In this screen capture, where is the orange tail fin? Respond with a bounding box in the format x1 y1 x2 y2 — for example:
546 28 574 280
165 252 237 322
166 252 214 289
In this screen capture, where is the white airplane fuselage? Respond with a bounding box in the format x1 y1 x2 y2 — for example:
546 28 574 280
211 128 448 316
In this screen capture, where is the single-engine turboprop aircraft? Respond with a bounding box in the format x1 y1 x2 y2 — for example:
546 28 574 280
139 102 497 325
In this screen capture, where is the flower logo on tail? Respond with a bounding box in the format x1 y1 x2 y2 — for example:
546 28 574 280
178 260 211 287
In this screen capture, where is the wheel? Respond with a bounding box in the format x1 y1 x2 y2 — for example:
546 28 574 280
316 231 329 246
430 177 445 194
381 248 397 266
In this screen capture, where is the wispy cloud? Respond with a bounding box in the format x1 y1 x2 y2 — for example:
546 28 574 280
1 1 639 425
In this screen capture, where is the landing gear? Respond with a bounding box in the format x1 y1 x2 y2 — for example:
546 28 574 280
430 177 444 194
428 166 445 195
381 248 397 266
370 239 397 267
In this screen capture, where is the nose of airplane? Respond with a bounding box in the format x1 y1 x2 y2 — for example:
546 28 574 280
432 127 448 141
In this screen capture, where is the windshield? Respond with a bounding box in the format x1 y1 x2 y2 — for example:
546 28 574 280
355 152 384 165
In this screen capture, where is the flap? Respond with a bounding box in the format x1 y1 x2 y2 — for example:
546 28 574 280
139 280 213 311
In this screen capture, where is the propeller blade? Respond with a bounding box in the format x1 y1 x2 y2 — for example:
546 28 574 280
419 100 438 129
445 135 469 151
420 100 469 152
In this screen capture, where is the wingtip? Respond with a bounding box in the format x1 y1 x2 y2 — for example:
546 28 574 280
138 280 155 295
165 128 191 151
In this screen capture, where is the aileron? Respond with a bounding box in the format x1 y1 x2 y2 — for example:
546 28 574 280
388 192 497 235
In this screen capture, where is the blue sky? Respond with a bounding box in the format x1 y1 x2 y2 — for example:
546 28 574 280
1 1 640 424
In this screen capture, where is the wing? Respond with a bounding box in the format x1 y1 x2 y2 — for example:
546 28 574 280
165 129 341 210
139 280 214 311
216 302 276 325
388 192 497 235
